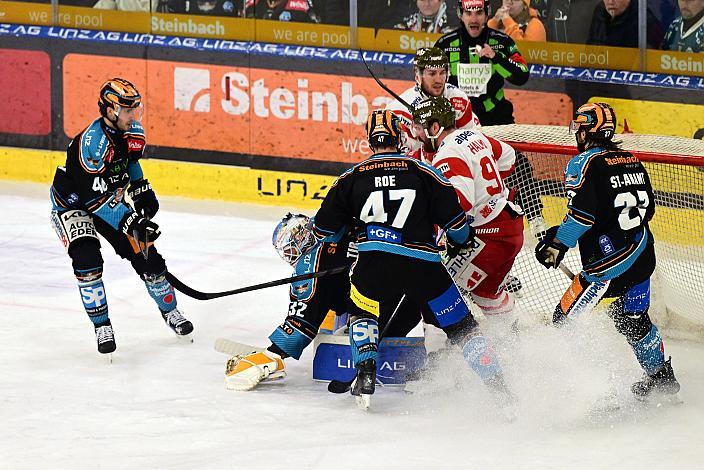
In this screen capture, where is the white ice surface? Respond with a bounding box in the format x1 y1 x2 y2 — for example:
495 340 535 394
1 181 703 470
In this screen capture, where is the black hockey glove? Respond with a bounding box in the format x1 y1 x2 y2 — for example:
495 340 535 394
445 226 476 259
122 212 161 243
128 179 159 218
535 225 568 269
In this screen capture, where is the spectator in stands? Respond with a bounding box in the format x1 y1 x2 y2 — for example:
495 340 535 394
165 0 238 16
662 0 704 52
244 0 320 22
487 0 546 41
587 0 664 48
322 0 409 28
394 0 458 34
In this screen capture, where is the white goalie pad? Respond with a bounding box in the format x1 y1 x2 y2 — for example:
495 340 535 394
50 209 98 250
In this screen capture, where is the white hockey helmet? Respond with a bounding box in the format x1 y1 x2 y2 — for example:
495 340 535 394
272 213 317 265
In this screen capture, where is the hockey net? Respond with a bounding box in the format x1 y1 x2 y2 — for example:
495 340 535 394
482 125 704 340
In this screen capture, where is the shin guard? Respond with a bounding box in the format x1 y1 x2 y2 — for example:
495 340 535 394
77 270 108 326
144 271 178 312
461 328 503 381
630 325 665 375
349 317 379 367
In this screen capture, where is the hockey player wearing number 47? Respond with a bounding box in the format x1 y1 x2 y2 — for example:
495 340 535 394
49 78 193 356
312 109 515 412
535 102 680 401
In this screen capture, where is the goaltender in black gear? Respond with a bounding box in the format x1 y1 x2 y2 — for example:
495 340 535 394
50 78 193 355
311 108 515 412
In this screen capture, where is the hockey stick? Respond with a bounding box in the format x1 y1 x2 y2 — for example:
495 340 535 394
166 265 348 301
558 263 575 281
328 294 408 394
360 51 413 113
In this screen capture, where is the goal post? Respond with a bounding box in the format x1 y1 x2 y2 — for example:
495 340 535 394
482 125 704 340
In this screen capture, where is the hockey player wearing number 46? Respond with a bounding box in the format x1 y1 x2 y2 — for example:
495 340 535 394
535 102 680 400
49 78 193 356
312 109 515 412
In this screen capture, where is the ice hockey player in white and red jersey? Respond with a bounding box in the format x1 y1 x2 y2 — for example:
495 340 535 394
412 96 524 318
386 46 480 162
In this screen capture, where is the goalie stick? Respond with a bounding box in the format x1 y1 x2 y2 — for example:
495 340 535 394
328 294 407 394
166 265 348 301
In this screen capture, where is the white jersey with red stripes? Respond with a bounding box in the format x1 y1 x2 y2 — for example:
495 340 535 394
385 83 481 158
431 128 516 227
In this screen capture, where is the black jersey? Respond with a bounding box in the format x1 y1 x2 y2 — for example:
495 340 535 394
50 118 145 231
312 152 470 263
435 26 529 121
555 147 656 282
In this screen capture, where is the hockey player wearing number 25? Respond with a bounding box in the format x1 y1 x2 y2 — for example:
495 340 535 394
49 78 193 356
535 102 681 400
311 109 515 412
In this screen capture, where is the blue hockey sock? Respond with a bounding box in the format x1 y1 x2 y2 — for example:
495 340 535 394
144 272 178 312
630 324 665 375
349 318 379 366
77 277 109 326
268 319 315 360
462 331 503 381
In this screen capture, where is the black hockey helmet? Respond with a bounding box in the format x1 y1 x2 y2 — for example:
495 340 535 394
570 102 616 141
412 96 456 130
365 109 402 150
98 78 142 119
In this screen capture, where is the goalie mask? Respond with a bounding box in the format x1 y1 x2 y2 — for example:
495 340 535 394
99 78 143 123
272 213 317 266
365 109 401 151
412 96 456 150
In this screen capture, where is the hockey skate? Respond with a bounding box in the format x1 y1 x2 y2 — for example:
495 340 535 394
350 359 376 411
631 358 681 404
161 308 194 339
225 351 286 391
94 322 116 358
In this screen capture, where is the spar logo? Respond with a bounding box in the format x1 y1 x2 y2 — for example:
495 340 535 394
173 66 390 125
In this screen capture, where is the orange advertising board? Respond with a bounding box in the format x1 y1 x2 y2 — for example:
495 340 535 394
63 54 572 165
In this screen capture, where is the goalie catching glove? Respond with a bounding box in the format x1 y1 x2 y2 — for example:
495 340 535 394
128 178 159 218
225 350 286 391
535 225 569 269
